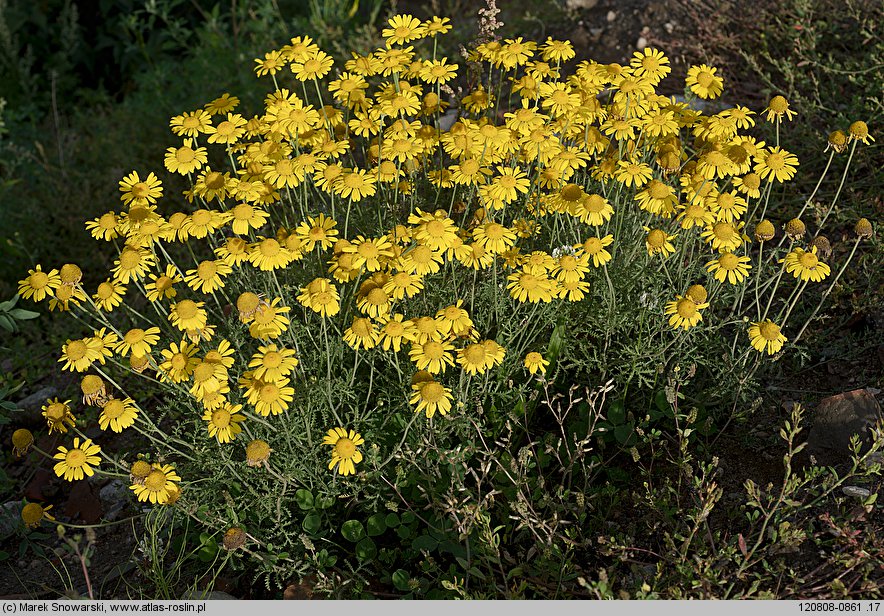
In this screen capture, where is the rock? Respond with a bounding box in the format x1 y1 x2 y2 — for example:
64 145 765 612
99 479 129 521
181 591 236 600
24 468 55 501
16 386 58 413
606 10 617 22
664 22 675 33
64 480 103 524
565 0 598 8
842 486 871 499
807 389 882 465
0 501 22 539
636 36 648 50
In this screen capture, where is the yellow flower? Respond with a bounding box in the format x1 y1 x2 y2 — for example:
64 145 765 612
203 403 246 444
409 339 456 374
291 50 334 81
169 300 208 332
322 427 365 476
99 397 139 432
782 246 830 282
410 378 453 418
170 109 212 137
507 270 555 303
18 265 60 302
243 377 294 417
112 247 156 284
158 340 200 383
706 252 752 284
205 93 240 115
116 327 161 358
524 351 549 375
577 235 614 267
164 138 208 175
665 296 709 330
763 96 797 123
21 502 55 528
749 320 787 355
146 266 181 302
248 344 299 383
53 438 101 481
644 228 677 258
119 171 163 207
42 398 76 434
131 464 181 504
685 64 724 99
344 317 381 350
754 146 799 183
184 259 232 294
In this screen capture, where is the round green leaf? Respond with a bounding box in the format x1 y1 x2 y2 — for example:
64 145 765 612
391 569 411 592
366 513 387 537
355 537 377 561
295 489 314 510
302 512 321 535
384 512 400 528
411 534 438 552
341 519 365 542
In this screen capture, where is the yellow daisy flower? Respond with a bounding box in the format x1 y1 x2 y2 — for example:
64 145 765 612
53 438 101 481
322 427 365 476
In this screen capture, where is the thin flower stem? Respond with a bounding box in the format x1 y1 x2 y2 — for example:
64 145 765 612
792 237 862 344
817 140 858 233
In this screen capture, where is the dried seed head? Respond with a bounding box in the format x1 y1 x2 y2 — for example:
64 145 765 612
754 219 775 242
810 235 832 258
855 218 873 238
223 527 247 551
784 218 806 240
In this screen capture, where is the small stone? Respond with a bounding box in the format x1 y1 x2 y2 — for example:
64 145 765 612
0 501 22 539
99 479 129 521
636 36 648 50
807 389 882 465
16 386 58 413
606 10 617 22
664 22 675 33
842 486 871 499
565 0 598 8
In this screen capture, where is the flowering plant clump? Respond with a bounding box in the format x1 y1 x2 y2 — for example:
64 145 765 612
12 14 875 588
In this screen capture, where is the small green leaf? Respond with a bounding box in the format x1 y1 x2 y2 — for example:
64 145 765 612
401 511 417 525
608 400 626 425
614 422 635 445
8 308 39 320
384 512 400 528
302 512 321 535
355 537 377 561
294 489 314 510
411 535 438 552
341 519 365 542
391 569 411 592
366 513 387 536
0 315 15 332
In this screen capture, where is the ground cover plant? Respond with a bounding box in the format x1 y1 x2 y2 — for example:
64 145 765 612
4 2 883 599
